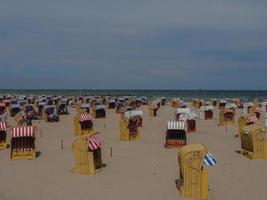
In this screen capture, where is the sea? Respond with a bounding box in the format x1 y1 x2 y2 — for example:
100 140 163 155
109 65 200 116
0 89 267 102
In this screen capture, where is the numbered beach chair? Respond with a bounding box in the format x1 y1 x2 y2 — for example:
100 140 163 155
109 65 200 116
177 144 216 200
239 124 267 159
120 112 141 142
0 122 8 150
165 121 187 149
200 106 214 120
74 113 94 136
72 133 104 175
10 126 36 160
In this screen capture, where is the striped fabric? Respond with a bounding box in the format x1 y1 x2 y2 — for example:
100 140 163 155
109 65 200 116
80 114 93 122
247 116 257 124
88 133 104 150
11 126 35 138
167 121 186 130
0 122 7 131
203 152 217 167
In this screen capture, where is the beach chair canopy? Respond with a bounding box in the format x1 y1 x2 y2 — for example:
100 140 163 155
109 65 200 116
247 116 257 124
219 99 228 104
88 133 104 151
81 104 90 109
167 121 186 131
11 104 20 109
200 106 214 111
0 122 7 131
11 126 35 138
225 103 237 109
95 105 106 110
109 99 116 103
79 114 93 122
243 102 254 108
38 102 46 106
44 105 55 113
176 108 190 115
124 110 143 119
179 112 198 121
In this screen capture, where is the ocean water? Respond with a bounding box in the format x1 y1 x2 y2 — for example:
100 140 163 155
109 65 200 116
0 89 267 101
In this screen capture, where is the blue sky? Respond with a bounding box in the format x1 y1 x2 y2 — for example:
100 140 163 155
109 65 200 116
0 0 267 89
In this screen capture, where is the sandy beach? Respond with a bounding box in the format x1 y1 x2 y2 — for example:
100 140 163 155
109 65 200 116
1 104 267 200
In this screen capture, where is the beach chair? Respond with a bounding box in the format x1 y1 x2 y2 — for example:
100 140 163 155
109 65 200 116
243 102 255 115
108 99 116 109
25 104 38 120
43 105 59 122
218 99 227 109
239 124 267 159
57 102 69 115
262 101 267 112
10 126 36 160
161 97 167 106
120 112 141 142
0 122 8 150
175 108 190 121
238 115 258 137
165 121 187 148
0 102 6 115
212 99 218 107
179 112 198 133
10 104 21 117
177 144 216 200
200 106 214 120
124 110 143 127
74 113 94 136
93 105 106 118
218 103 237 126
148 102 158 117
72 133 104 175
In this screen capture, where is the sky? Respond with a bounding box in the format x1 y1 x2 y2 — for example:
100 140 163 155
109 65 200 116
0 0 267 90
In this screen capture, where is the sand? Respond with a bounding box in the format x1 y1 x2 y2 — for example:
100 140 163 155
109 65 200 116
1 104 267 200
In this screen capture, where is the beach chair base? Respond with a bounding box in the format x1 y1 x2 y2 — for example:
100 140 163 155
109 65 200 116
0 142 8 150
240 149 267 160
11 150 36 160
